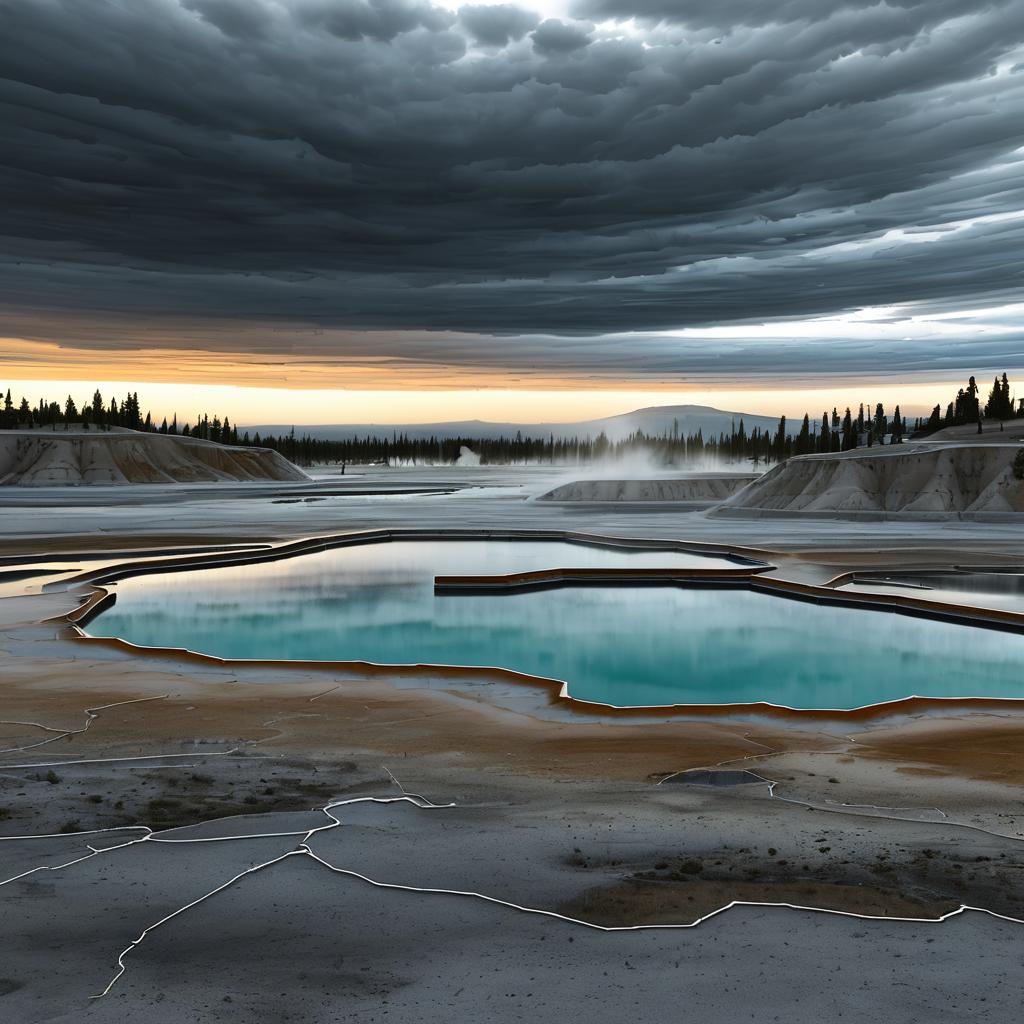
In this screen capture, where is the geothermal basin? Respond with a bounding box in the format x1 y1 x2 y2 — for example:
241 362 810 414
86 537 1024 710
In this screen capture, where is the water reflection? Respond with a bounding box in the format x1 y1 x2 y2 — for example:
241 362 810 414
91 540 1024 709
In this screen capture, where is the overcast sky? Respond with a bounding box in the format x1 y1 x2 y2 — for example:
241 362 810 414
2 0 1023 395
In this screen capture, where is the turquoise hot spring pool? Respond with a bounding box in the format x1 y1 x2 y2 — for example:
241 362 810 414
87 539 1024 710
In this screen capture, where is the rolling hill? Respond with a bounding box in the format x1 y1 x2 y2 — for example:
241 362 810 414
0 429 309 486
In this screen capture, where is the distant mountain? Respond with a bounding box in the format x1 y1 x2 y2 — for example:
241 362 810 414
576 405 792 441
242 405 792 443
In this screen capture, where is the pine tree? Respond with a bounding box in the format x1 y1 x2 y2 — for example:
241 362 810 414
841 408 855 451
985 372 1013 420
965 376 980 423
818 412 830 454
985 375 1002 419
771 416 787 460
795 414 810 455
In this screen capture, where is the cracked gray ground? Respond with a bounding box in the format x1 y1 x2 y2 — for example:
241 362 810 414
2 468 1023 1022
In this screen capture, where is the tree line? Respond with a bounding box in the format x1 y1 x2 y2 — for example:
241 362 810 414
1 372 1018 467
0 389 150 432
914 373 1020 434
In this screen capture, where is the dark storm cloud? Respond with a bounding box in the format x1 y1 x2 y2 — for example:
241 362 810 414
1 0 1023 379
182 0 273 39
572 0 1005 31
459 4 538 47
296 0 455 40
531 18 593 55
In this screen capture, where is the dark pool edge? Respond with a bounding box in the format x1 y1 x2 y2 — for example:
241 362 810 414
43 527 773 592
